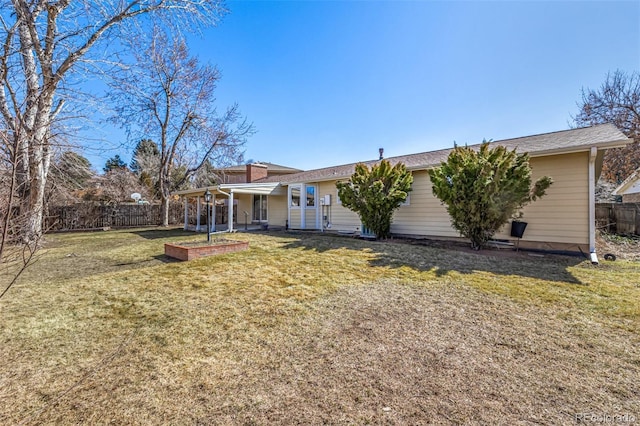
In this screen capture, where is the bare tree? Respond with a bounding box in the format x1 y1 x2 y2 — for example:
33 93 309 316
573 70 640 183
0 129 39 299
46 150 95 205
109 29 251 226
130 138 161 198
84 168 149 204
0 1 228 242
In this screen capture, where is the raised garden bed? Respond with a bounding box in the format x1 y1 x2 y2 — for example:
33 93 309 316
164 239 249 261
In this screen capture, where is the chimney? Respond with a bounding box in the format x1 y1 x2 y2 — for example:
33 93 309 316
379 148 384 160
246 163 268 183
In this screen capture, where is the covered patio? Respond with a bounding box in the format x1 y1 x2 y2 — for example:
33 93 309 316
174 182 287 233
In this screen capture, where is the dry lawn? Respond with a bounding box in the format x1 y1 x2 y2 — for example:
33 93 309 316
1 228 639 425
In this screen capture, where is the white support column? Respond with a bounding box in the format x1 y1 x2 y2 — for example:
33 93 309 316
228 191 234 232
211 193 216 232
183 196 188 230
196 195 201 232
588 146 598 264
287 186 291 230
300 185 306 229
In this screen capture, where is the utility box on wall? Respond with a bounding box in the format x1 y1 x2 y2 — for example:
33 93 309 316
320 194 331 205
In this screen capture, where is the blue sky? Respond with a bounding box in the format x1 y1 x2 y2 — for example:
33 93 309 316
88 0 640 171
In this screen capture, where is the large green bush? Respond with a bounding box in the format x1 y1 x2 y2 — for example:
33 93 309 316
428 143 553 249
337 160 413 239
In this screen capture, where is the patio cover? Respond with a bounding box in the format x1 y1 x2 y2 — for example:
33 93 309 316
174 182 286 197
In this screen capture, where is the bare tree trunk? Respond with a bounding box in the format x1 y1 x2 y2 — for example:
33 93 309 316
0 131 39 299
15 96 54 242
160 178 170 227
161 197 170 227
1 1 229 242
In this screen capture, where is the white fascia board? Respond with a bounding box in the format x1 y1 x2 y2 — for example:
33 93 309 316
612 170 640 195
218 183 286 196
173 186 220 197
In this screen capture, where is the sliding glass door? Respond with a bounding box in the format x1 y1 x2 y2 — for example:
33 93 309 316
252 195 268 222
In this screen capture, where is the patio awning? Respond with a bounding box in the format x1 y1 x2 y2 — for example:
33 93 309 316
174 182 285 197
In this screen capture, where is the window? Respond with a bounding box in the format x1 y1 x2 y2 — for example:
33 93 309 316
252 195 268 221
400 184 412 206
290 186 301 207
306 186 315 207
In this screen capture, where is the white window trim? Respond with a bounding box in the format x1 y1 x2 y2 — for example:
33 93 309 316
252 194 268 222
306 185 317 208
289 184 302 209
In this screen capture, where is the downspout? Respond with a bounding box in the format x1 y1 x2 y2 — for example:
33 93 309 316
588 147 598 265
217 188 234 233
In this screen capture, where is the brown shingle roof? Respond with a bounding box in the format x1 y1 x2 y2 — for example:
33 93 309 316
261 124 630 184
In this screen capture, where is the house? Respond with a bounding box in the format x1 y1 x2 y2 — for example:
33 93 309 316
612 167 640 202
214 162 302 184
175 124 631 260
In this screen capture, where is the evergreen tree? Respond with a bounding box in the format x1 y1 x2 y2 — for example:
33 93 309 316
52 151 94 190
103 155 127 173
428 142 552 250
130 139 160 174
337 160 413 239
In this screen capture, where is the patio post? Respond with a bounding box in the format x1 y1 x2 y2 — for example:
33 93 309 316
228 191 234 232
183 196 188 230
204 189 212 242
211 193 216 232
196 195 201 232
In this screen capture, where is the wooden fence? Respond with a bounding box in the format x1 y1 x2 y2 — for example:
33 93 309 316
596 203 640 235
46 203 184 231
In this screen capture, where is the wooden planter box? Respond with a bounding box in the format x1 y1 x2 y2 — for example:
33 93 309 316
164 240 249 261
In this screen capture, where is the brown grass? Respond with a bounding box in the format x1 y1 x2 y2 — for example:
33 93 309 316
597 230 640 261
1 228 639 424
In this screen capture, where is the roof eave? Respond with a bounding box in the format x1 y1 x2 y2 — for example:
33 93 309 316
174 182 285 197
279 138 634 183
526 138 632 158
612 169 640 195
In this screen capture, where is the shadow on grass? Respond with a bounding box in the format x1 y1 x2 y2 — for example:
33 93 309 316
152 254 182 264
132 228 194 240
278 232 584 284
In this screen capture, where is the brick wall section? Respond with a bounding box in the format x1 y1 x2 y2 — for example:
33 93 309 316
164 241 249 261
246 164 268 183
622 193 640 203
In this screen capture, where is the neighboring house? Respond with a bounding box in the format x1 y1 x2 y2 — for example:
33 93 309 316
175 124 631 259
612 168 640 202
215 162 302 184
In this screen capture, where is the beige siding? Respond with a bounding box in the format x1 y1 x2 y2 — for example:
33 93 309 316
494 152 589 245
289 209 301 229
318 181 361 232
267 195 288 227
305 209 319 230
235 194 252 226
313 152 590 246
391 170 456 237
622 193 640 203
